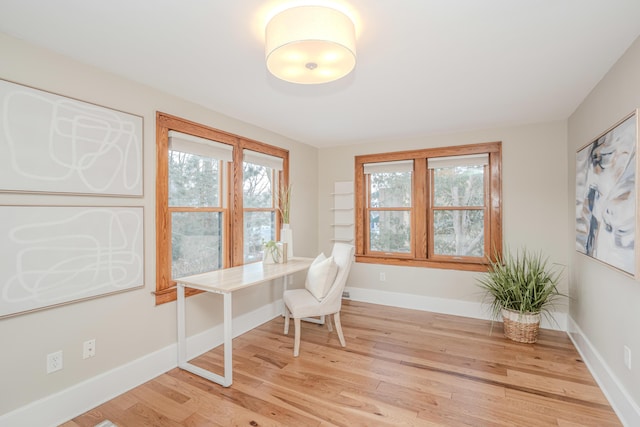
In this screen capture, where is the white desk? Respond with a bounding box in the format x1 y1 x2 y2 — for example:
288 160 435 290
175 257 313 387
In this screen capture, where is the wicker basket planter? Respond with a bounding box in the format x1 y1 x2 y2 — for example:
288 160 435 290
502 308 540 343
476 248 564 345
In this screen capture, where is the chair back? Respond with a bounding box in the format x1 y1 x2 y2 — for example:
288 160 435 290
319 243 355 314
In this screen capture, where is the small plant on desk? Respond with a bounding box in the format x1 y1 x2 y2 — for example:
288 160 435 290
263 240 282 264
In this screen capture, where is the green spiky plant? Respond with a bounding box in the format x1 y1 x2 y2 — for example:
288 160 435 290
477 248 565 321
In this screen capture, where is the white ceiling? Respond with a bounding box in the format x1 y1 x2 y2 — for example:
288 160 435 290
1 0 640 148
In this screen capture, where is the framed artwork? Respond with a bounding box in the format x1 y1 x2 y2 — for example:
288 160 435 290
576 110 638 277
0 206 144 318
0 79 143 196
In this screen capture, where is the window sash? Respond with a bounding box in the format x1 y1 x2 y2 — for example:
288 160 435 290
367 208 412 254
168 151 222 208
431 163 486 208
430 207 486 258
170 209 225 279
242 162 277 209
367 170 412 209
242 162 279 264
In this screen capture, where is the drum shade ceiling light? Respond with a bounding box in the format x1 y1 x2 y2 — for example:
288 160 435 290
265 5 356 84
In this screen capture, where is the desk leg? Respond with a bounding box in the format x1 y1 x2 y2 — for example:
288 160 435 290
176 286 233 387
177 284 187 367
222 292 233 386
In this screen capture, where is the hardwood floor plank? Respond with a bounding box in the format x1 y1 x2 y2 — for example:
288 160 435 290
67 300 621 426
506 368 611 406
165 368 322 426
505 389 622 426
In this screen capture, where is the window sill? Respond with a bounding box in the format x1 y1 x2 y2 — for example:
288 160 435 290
355 255 489 272
154 286 204 305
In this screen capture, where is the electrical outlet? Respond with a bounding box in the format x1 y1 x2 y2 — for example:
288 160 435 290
47 351 63 373
83 339 96 359
624 345 632 370
379 272 386 281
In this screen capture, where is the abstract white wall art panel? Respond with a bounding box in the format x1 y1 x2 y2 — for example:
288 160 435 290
0 206 144 318
576 110 639 278
0 79 143 196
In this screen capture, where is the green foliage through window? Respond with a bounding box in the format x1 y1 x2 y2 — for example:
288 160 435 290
169 151 219 207
368 171 412 253
432 165 485 257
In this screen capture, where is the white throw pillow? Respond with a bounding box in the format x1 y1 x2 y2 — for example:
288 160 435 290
305 253 339 301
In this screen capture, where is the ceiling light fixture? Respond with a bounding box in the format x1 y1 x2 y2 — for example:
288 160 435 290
265 5 356 84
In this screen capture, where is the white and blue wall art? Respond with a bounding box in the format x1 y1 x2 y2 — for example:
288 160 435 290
576 110 639 277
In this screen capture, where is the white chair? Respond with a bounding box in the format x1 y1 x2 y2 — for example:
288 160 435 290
283 243 355 357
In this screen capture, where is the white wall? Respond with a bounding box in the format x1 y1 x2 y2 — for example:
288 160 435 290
567 35 640 423
0 33 318 418
318 121 569 317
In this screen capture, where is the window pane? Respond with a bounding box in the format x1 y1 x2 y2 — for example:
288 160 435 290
433 165 484 207
169 151 219 207
370 172 411 208
433 210 484 256
171 212 222 278
243 162 274 208
244 211 276 263
369 211 411 253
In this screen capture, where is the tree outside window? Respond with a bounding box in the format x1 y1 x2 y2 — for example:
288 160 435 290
169 150 224 279
368 170 412 254
429 155 488 259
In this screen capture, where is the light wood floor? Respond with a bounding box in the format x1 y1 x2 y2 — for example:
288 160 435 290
63 300 621 426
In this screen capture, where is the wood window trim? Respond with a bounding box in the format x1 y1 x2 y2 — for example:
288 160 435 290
155 112 289 305
354 141 502 272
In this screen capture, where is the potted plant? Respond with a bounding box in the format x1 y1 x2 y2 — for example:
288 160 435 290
263 240 283 264
476 247 565 343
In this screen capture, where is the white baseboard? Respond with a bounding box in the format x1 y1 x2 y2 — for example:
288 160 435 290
344 286 567 331
0 300 283 427
567 317 640 427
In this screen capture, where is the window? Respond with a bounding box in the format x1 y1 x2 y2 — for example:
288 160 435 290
242 150 283 263
429 154 488 259
355 142 501 271
365 160 413 254
168 131 231 279
155 112 289 304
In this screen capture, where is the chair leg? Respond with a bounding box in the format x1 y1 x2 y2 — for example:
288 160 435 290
284 306 290 335
293 318 301 357
334 312 346 347
326 313 333 332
